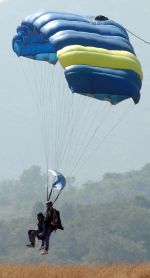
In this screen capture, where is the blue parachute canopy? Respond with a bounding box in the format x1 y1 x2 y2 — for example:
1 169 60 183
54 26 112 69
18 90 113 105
12 11 143 105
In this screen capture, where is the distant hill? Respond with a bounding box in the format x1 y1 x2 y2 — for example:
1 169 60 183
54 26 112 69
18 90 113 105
1 163 150 218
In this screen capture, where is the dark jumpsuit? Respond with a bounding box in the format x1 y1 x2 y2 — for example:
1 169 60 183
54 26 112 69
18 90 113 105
43 208 58 251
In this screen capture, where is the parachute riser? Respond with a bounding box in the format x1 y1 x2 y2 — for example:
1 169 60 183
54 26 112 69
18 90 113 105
47 186 63 204
46 170 49 201
52 189 63 205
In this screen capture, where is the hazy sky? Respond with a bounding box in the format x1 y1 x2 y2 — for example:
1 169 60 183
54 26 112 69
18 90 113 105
0 0 150 183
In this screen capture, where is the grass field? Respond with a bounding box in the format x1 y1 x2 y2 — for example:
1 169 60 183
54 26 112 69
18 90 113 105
0 264 150 278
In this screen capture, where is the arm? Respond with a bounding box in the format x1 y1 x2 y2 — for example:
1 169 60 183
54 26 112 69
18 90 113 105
51 209 58 226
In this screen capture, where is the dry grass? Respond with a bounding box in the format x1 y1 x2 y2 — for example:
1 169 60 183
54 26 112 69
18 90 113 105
0 263 150 278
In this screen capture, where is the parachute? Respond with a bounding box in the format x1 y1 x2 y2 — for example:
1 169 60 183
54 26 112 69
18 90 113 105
13 11 142 105
47 169 66 203
12 12 143 198
48 169 66 191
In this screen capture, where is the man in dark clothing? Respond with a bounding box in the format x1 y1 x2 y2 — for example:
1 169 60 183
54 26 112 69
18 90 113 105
26 212 46 250
40 201 58 255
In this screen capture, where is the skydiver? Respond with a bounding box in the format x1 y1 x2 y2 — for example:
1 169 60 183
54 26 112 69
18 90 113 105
40 201 59 255
26 212 46 250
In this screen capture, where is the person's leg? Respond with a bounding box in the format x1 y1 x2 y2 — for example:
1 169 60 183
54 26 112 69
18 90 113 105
37 235 45 250
40 228 52 254
28 230 38 247
41 238 45 247
26 230 35 247
45 228 52 251
28 230 34 242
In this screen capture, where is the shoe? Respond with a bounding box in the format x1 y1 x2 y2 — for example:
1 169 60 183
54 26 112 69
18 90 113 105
37 245 45 251
40 249 48 255
26 243 34 248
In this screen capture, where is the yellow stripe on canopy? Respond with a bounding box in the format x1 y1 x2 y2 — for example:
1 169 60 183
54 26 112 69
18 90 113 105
57 45 143 79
